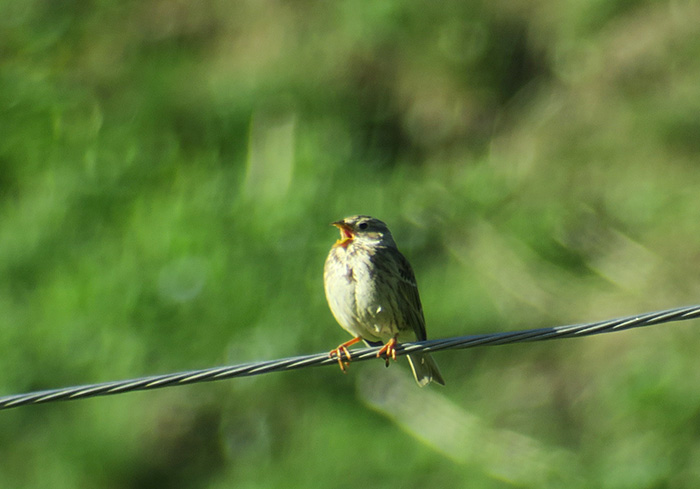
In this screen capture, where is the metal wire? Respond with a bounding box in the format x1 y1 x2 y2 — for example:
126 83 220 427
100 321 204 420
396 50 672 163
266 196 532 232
1 304 699 411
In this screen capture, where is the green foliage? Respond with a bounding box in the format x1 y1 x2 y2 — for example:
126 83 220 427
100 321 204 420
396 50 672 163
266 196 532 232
1 0 700 487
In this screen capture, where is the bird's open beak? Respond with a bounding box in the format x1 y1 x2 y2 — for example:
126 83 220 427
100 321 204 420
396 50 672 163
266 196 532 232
331 220 354 247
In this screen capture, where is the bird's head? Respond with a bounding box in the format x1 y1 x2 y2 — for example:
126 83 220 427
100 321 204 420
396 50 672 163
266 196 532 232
331 215 396 249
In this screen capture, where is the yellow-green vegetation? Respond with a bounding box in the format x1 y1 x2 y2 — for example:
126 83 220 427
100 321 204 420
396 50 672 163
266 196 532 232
1 1 700 487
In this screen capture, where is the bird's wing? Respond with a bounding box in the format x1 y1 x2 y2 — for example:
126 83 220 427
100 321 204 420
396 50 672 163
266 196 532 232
393 250 428 341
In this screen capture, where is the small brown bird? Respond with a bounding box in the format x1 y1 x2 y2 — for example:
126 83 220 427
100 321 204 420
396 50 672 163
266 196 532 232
323 215 445 386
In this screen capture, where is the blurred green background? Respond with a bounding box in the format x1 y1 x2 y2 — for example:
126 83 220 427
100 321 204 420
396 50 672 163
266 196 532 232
1 0 700 487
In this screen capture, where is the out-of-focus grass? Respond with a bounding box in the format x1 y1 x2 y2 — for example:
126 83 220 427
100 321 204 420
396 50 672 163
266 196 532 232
1 0 700 487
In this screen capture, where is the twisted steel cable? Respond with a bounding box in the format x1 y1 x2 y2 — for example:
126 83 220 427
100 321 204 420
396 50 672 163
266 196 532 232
1 304 699 410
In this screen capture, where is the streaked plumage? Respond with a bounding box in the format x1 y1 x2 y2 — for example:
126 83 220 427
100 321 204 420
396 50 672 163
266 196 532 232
324 215 445 386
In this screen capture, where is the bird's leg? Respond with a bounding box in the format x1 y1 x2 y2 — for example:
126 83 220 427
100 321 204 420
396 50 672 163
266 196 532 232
329 337 362 372
376 336 398 367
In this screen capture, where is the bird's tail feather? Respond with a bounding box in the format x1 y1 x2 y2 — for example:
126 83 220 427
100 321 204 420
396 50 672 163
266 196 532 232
407 352 445 387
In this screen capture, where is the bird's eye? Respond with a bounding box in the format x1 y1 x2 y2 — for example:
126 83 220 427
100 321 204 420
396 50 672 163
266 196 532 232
358 222 369 230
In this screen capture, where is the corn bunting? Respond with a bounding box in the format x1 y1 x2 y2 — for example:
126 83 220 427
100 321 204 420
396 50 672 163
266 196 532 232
324 215 445 386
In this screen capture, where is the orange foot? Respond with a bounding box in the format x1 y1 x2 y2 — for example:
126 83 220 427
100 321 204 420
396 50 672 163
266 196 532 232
329 337 362 372
376 336 398 367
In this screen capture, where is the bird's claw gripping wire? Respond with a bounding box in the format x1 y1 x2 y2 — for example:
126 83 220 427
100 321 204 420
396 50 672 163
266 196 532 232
376 337 398 367
329 337 362 372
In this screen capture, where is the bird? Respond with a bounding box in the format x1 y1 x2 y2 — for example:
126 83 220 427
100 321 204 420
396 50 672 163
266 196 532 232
323 215 445 386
